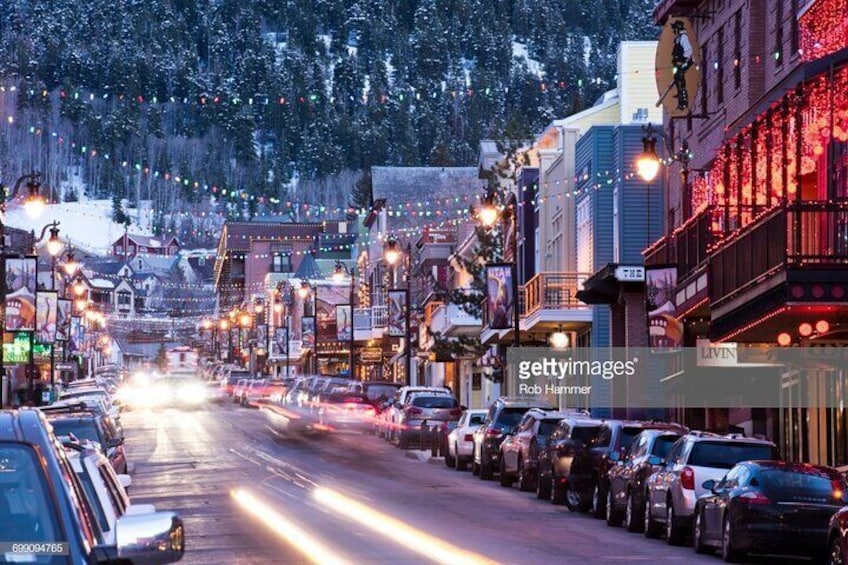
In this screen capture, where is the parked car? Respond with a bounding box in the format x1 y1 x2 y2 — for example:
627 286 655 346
246 380 289 406
568 420 686 518
694 461 846 561
0 408 184 563
472 397 557 480
382 386 451 442
40 402 128 475
447 409 487 471
536 416 605 505
350 380 402 406
396 393 462 449
644 431 779 545
317 392 376 431
828 503 848 564
499 409 578 491
62 438 154 545
605 428 684 530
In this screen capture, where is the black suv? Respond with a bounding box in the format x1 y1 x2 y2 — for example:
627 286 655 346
567 419 686 517
0 408 184 564
536 416 604 504
41 403 128 475
605 428 684 531
472 397 556 480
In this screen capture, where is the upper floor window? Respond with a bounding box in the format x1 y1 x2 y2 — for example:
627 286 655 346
775 1 784 66
734 10 742 89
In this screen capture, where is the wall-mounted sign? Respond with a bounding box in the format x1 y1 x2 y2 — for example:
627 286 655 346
360 347 383 364
614 266 645 282
655 17 702 117
4 334 51 364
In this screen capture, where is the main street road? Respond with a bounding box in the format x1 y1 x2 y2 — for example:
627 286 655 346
120 404 800 565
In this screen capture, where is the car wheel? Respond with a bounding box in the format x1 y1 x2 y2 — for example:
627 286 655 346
536 468 551 500
499 458 513 487
830 536 845 565
643 493 662 539
693 509 709 554
564 480 582 511
445 446 456 468
625 491 642 533
517 456 533 492
472 460 480 476
553 474 568 506
591 482 605 519
479 452 494 480
398 433 409 450
721 513 740 562
456 446 468 471
666 501 684 546
606 488 622 527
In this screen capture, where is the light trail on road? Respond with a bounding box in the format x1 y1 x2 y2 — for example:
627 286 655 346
232 488 353 565
313 486 501 565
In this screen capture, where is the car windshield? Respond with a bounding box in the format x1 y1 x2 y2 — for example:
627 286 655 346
538 419 562 437
495 408 531 428
412 396 458 409
468 414 486 426
0 444 63 556
572 425 602 444
619 427 648 450
327 395 369 404
50 419 103 446
689 442 778 469
364 384 400 401
757 467 847 504
650 435 679 458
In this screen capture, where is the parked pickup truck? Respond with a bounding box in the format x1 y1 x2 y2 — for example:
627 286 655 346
0 408 185 564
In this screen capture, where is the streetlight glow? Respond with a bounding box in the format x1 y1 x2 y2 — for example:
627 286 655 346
298 281 311 299
549 331 570 350
383 237 401 266
333 261 347 283
239 312 252 328
478 203 500 227
46 224 63 257
637 124 661 182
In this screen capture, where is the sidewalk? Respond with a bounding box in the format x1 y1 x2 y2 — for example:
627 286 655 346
404 448 446 465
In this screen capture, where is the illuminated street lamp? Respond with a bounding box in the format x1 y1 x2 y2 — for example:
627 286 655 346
477 191 500 228
382 236 401 267
382 240 412 386
62 247 80 277
636 126 661 183
239 312 252 328
334 260 356 379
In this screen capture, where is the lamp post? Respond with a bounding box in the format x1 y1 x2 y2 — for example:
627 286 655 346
298 280 318 375
637 122 693 222
478 188 521 361
333 261 356 380
32 221 64 399
0 173 47 407
275 282 294 378
383 237 413 386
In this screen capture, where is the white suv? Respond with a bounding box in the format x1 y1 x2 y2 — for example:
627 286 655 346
383 386 450 443
62 438 157 545
643 431 779 545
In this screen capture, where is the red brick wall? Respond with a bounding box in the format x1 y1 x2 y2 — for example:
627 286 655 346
661 0 804 233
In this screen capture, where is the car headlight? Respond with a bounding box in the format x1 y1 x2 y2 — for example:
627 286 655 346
177 384 206 403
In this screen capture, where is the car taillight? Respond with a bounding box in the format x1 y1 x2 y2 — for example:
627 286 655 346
680 466 695 490
406 406 423 415
738 491 771 505
485 428 502 438
833 480 845 500
449 408 462 417
464 434 474 442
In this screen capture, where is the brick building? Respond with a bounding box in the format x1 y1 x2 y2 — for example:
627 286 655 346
647 0 848 464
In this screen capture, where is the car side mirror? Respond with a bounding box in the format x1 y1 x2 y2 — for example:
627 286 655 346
647 455 663 466
460 405 467 411
107 437 124 449
702 479 716 492
112 511 184 564
609 451 621 462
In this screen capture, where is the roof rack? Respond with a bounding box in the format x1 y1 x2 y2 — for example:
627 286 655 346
38 401 98 415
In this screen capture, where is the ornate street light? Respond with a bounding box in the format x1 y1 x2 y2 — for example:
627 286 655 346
298 280 312 299
46 223 63 257
239 312 252 328
62 248 80 277
382 236 401 266
636 124 661 182
477 190 500 227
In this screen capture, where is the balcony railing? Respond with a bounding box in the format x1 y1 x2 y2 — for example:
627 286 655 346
353 305 389 331
371 305 388 328
431 303 481 335
709 202 848 304
522 272 590 317
644 206 723 281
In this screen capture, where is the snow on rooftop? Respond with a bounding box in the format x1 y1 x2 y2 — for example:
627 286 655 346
89 278 115 289
4 199 155 256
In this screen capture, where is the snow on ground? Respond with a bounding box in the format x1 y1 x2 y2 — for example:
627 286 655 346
4 200 154 257
512 41 545 78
